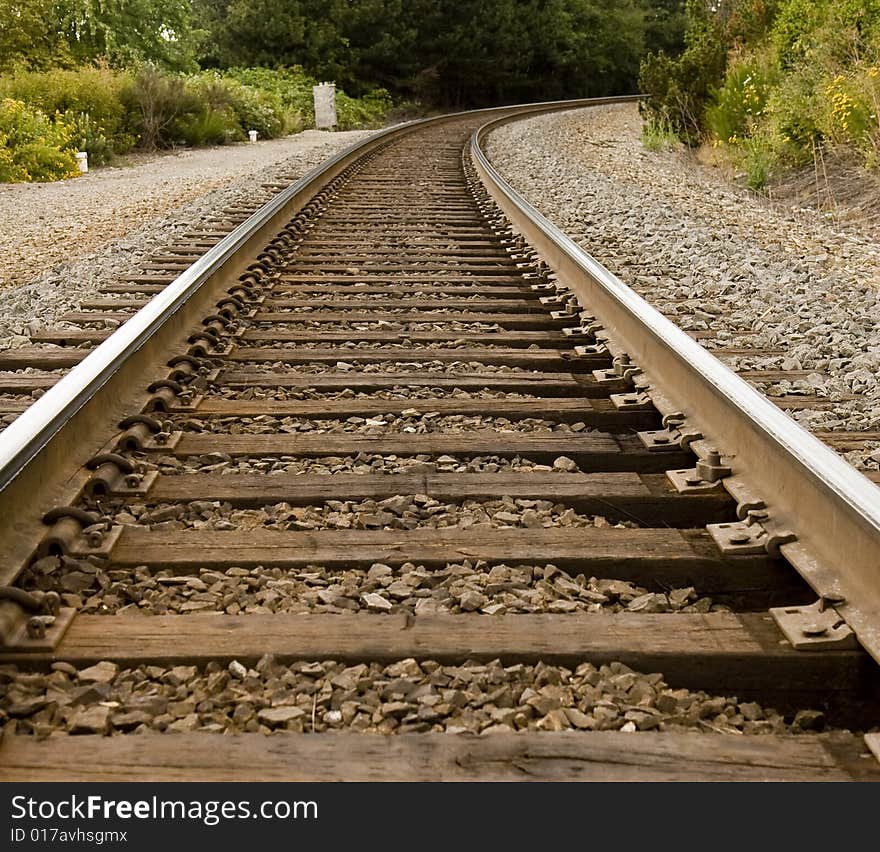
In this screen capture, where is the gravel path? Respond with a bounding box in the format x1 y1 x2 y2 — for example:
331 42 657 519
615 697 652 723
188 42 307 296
485 104 880 470
0 129 376 344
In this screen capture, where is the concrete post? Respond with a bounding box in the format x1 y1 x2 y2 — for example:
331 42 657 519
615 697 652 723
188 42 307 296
313 82 337 130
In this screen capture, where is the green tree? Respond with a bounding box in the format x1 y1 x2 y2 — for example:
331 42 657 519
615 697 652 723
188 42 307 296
192 0 682 107
0 0 198 71
0 0 72 70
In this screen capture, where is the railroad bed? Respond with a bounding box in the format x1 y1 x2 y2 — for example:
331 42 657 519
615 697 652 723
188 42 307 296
0 103 879 782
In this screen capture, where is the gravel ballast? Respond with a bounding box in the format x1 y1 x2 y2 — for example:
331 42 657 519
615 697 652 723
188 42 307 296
485 103 880 469
20 556 718 617
0 129 377 344
0 657 823 736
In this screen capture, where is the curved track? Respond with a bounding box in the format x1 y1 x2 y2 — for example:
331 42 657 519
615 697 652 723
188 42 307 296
0 100 878 781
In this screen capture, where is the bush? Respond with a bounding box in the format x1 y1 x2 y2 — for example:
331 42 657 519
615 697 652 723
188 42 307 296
772 0 880 68
0 66 133 164
223 66 392 131
0 98 79 182
706 52 780 143
337 87 392 130
189 72 288 139
819 71 877 147
121 66 201 150
0 64 393 178
223 66 317 124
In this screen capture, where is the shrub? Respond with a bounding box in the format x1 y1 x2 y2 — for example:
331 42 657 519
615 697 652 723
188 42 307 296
223 66 317 124
172 108 242 146
639 34 728 145
762 66 823 156
336 87 392 130
0 66 134 164
738 134 777 190
223 66 391 131
0 98 79 182
772 0 880 68
820 72 876 147
190 72 287 139
706 52 780 143
228 83 287 138
121 66 201 149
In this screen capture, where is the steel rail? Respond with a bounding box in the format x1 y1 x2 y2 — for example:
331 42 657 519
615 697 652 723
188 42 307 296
471 111 880 663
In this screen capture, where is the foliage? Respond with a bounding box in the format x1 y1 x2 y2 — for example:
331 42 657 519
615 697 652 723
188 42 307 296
0 98 79 181
0 0 198 73
638 1 728 144
0 1 692 180
0 66 134 164
0 0 72 72
0 63 394 180
193 0 684 108
706 50 780 142
641 115 681 149
2 1 688 110
121 66 201 150
641 0 880 181
772 0 880 67
639 0 781 143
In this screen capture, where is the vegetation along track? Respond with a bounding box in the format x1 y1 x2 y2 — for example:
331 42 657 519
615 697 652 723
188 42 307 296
1 98 879 782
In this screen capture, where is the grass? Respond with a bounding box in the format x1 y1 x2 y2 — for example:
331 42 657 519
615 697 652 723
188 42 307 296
641 117 680 152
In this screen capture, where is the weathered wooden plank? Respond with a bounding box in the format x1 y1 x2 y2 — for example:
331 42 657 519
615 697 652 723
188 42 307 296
106 527 800 598
126 275 178 284
192 396 657 428
2 732 876 782
251 311 569 328
59 311 131 324
287 254 512 264
79 299 149 310
299 222 494 230
770 395 859 410
310 220 485 228
226 347 601 371
278 273 531 284
298 237 503 247
3 613 868 708
29 329 111 345
0 373 59 392
0 348 86 369
100 284 165 294
815 431 880 449
146 471 732 526
281 264 517 275
271 283 534 296
241 329 572 347
736 370 812 380
264 297 546 312
0 400 30 415
172 431 690 473
217 369 609 396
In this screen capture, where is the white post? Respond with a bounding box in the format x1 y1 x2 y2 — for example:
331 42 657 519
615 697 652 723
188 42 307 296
75 152 88 173
313 82 337 130
248 130 258 142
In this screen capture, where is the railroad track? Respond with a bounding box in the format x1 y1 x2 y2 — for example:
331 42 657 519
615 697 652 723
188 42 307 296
0 99 879 781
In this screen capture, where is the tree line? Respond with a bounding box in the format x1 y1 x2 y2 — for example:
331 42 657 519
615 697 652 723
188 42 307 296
2 0 687 107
